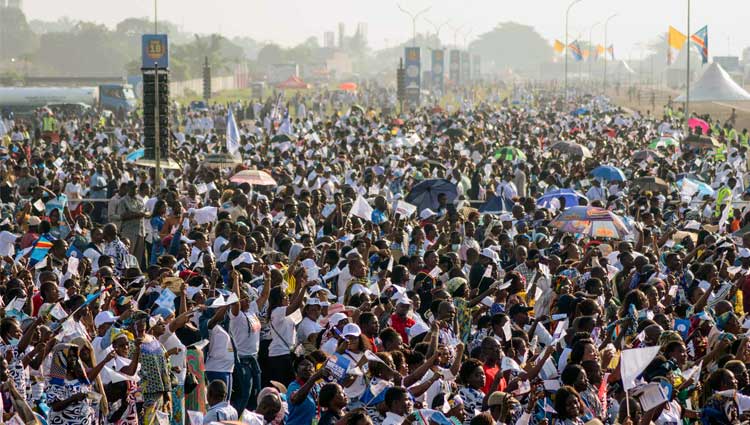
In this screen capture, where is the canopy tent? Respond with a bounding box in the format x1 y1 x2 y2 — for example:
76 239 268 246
275 76 310 90
675 62 750 102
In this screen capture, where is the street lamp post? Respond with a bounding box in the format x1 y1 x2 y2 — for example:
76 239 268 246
603 13 617 93
564 0 584 98
424 18 449 48
588 21 601 87
397 4 431 47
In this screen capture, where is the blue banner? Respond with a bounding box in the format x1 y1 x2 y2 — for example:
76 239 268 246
431 49 444 94
142 34 169 69
404 47 421 105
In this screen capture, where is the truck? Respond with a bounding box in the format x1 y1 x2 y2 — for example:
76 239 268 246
0 84 137 114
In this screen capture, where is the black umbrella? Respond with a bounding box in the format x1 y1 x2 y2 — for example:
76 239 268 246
405 179 458 212
271 134 292 144
445 128 469 139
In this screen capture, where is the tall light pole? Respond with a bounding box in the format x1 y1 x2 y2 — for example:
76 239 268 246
450 24 465 49
564 0 584 98
588 21 601 84
424 18 449 48
603 13 617 93
397 4 431 47
685 0 691 130
463 29 473 50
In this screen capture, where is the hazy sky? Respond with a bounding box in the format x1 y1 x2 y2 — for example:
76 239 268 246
24 0 750 58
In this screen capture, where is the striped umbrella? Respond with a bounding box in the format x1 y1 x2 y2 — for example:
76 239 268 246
550 206 630 239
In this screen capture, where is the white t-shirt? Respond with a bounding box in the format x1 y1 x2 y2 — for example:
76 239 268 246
268 306 298 357
205 325 235 373
64 182 82 209
297 317 323 345
340 351 366 399
213 236 229 257
159 328 187 384
229 302 261 357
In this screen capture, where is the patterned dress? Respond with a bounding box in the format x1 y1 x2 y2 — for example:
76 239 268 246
457 386 485 425
136 338 172 425
47 379 95 425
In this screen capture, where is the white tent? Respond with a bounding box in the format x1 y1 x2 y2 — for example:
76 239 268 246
675 62 750 102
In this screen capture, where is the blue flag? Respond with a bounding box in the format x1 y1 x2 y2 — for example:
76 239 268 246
226 107 240 156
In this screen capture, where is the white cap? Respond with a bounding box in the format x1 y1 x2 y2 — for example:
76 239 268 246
329 312 349 327
306 297 323 307
480 248 500 265
94 311 117 328
342 323 362 338
419 208 437 220
739 248 750 259
309 285 334 299
499 213 514 222
393 294 412 305
28 216 42 226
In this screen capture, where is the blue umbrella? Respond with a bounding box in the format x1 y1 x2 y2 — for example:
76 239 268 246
478 195 515 214
591 165 626 182
572 107 589 116
537 189 588 210
405 179 458 212
676 178 715 196
126 148 145 162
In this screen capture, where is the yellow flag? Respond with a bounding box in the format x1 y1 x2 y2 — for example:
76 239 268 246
596 45 606 55
668 26 687 65
553 40 565 54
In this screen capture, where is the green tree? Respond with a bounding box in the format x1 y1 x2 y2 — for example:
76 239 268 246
470 22 551 72
256 43 285 67
0 8 39 61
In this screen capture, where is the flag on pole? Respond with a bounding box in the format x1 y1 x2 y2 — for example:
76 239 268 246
607 45 615 61
668 26 687 65
582 49 590 61
553 40 565 54
568 41 583 61
691 26 708 64
596 45 605 58
226 107 240 156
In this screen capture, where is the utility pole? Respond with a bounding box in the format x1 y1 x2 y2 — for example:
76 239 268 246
424 18 449 48
685 0 691 130
589 21 601 87
564 0 584 98
603 13 617 93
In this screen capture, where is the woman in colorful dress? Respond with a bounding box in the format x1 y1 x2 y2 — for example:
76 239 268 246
130 310 172 425
46 343 96 425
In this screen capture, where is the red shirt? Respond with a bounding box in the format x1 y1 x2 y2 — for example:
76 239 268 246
389 314 416 343
482 363 506 395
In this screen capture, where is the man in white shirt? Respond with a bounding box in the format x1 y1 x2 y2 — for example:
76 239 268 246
205 305 235 401
64 173 83 210
381 386 413 425
586 179 608 203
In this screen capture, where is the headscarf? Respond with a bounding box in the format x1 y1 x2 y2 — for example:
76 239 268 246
715 311 736 331
71 336 109 417
446 277 467 295
48 343 85 385
257 387 286 425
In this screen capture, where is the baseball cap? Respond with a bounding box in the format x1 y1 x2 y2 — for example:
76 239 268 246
341 323 361 338
328 312 348 327
480 248 500 265
306 297 323 307
94 311 117 328
739 248 750 259
28 216 41 226
393 294 412 305
487 391 519 407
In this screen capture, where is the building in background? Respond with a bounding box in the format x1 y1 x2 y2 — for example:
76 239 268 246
356 23 368 45
324 31 335 49
338 22 346 49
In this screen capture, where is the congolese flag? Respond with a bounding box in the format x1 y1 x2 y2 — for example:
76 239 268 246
691 26 708 64
28 234 54 268
568 41 583 61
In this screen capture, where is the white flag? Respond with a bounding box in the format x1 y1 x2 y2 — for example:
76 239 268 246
621 346 661 391
393 200 418 218
350 195 373 222
226 107 241 156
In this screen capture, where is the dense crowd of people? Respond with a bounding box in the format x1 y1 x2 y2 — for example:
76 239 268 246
0 80 749 425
